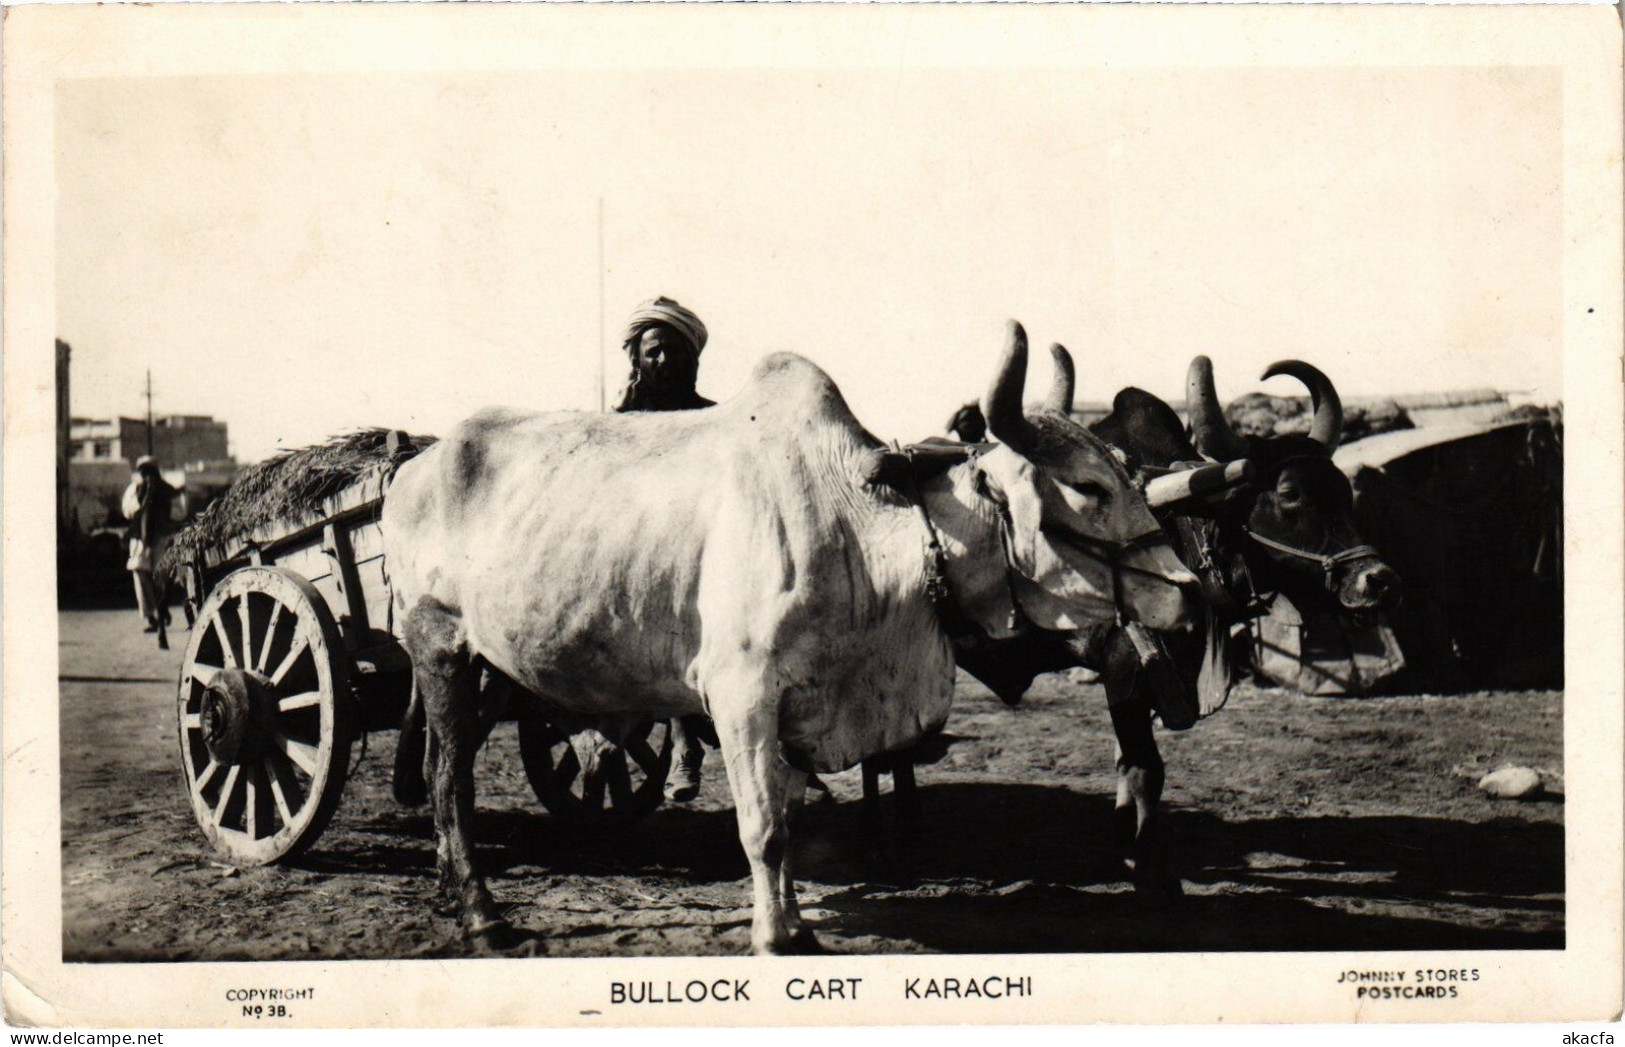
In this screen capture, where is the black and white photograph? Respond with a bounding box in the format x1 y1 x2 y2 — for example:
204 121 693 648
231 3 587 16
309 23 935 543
5 1 1621 1029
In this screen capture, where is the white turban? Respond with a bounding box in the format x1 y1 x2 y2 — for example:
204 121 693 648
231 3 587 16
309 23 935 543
621 297 708 357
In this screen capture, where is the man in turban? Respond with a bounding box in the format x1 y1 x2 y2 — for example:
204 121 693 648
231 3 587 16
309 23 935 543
614 297 713 413
613 297 715 801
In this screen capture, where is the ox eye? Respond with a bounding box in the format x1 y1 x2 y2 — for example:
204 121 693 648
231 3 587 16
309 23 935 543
1278 482 1302 503
1072 481 1111 503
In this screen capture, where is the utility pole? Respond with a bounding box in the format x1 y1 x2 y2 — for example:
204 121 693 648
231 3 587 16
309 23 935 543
597 197 606 413
144 369 155 457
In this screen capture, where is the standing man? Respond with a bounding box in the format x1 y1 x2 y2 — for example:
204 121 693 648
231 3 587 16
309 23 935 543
120 455 183 635
612 298 714 802
392 300 721 810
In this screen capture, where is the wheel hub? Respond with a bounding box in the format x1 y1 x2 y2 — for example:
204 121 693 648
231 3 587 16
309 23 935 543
201 668 277 764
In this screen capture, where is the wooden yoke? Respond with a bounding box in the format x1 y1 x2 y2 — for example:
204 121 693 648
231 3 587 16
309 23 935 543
862 438 983 492
1144 459 1256 510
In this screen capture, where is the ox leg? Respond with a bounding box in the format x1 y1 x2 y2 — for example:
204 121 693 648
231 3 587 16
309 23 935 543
860 759 884 841
784 768 810 819
891 753 922 829
1108 695 1180 902
419 730 462 916
778 768 810 937
713 706 813 955
392 681 429 807
402 603 525 952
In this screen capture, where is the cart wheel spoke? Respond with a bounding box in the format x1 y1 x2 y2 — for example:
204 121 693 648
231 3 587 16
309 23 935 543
211 614 237 670
193 757 223 796
211 764 242 828
182 712 202 731
256 601 284 673
277 691 323 713
274 733 318 776
270 635 309 687
552 746 581 789
188 664 224 686
237 596 254 671
266 753 300 826
244 768 259 840
625 737 659 775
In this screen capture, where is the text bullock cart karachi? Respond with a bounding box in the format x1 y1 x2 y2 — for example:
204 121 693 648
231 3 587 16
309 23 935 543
166 429 675 866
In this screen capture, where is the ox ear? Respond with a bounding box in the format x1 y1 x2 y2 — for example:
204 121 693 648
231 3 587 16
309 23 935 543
976 450 1043 577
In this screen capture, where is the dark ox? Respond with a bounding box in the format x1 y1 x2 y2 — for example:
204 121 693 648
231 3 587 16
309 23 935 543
877 356 1399 898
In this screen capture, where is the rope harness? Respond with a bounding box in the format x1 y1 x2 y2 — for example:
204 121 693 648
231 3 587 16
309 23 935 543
892 440 1383 642
1178 453 1384 618
894 443 1003 639
1038 518 1187 627
1243 530 1381 587
890 441 1188 635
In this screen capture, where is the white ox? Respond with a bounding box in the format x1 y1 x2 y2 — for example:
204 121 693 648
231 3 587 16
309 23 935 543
382 322 1197 954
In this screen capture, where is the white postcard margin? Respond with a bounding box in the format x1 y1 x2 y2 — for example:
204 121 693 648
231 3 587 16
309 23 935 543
3 3 1621 1028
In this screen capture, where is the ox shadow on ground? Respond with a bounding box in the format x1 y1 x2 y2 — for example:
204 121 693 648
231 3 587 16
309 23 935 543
803 781 1563 953
298 778 1560 955
296 805 754 885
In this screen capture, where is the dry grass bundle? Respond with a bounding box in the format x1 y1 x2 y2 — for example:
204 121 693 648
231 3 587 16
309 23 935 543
1226 392 1415 444
163 428 435 573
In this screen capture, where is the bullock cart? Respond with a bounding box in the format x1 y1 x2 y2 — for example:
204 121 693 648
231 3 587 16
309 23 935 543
169 431 675 866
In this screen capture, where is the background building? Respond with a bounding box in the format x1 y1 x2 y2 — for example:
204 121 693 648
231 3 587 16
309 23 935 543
66 414 238 531
68 414 230 467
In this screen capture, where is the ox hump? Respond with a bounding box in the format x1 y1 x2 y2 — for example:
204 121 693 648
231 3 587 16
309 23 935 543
731 353 868 435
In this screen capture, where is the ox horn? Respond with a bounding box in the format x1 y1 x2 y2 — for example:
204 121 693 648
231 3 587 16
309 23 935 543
983 320 1038 455
1261 360 1344 452
1186 355 1249 462
1043 343 1076 415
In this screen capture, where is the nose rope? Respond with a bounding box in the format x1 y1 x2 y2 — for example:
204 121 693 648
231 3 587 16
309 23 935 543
1039 522 1186 626
1243 530 1381 585
894 441 1185 633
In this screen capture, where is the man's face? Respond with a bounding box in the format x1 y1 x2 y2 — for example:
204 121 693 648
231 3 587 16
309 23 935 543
635 323 692 386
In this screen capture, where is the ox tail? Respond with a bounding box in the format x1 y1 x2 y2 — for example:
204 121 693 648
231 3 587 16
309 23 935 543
392 680 430 806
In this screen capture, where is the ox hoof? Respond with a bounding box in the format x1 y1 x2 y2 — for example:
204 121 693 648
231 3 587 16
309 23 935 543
758 928 824 956
789 926 825 954
1131 873 1186 909
472 921 545 957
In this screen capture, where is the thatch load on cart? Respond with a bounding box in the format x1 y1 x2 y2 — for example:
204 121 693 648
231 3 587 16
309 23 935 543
161 428 434 577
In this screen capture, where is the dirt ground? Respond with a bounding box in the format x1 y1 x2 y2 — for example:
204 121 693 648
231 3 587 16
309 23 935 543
58 607 1563 961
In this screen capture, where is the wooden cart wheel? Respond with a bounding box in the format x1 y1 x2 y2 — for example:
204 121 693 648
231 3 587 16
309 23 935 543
517 718 673 825
177 566 353 865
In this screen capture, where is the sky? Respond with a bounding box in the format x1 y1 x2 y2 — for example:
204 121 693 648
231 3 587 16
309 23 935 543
56 66 1562 464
